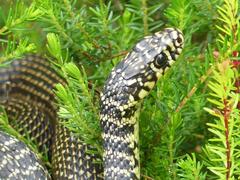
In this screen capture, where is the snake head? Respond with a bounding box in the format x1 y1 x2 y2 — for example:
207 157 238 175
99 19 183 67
101 28 184 105
102 28 184 103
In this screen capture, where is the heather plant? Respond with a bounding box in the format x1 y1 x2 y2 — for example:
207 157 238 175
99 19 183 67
0 0 239 179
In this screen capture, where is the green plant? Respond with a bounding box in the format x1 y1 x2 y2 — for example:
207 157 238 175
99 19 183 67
204 61 239 179
0 0 239 179
177 153 206 180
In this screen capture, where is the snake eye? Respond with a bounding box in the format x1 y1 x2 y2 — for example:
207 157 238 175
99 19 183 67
176 33 184 47
154 52 169 69
177 37 182 44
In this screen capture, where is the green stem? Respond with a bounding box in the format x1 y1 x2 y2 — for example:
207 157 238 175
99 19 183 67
142 0 148 35
223 98 231 180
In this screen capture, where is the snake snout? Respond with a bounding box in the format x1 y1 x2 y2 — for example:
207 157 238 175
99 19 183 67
169 28 184 56
164 28 184 46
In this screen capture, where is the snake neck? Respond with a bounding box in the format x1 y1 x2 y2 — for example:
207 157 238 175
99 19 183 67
100 104 141 179
100 67 144 179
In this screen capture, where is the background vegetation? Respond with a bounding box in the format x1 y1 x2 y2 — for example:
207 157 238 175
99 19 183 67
0 0 239 179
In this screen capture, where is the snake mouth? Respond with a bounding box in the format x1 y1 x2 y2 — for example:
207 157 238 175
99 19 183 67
165 45 178 61
170 47 183 61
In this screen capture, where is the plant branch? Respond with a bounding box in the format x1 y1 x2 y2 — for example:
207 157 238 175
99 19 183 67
223 98 231 180
176 68 212 113
142 0 148 35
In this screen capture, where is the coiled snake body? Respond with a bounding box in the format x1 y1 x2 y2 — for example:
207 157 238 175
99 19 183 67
0 28 184 179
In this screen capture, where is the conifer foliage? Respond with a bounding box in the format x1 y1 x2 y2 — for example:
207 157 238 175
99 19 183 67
0 0 239 179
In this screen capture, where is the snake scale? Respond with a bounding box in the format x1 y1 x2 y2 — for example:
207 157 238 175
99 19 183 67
0 28 184 179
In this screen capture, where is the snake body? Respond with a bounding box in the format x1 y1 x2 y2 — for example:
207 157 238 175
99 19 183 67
0 131 50 179
0 28 184 179
0 55 102 179
100 28 184 179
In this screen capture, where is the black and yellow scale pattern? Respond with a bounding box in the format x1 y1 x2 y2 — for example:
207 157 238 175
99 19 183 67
100 28 184 179
0 131 50 179
0 55 102 179
0 28 184 179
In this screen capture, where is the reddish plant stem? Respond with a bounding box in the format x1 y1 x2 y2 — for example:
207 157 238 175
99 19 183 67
223 51 239 179
236 78 240 109
234 74 240 109
223 98 231 180
232 59 240 109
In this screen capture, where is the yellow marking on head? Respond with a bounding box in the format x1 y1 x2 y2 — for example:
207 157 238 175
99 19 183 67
147 74 152 80
163 50 172 60
138 89 149 99
156 72 162 79
144 81 155 89
164 67 169 71
129 95 135 102
119 106 124 111
123 104 129 109
150 63 164 74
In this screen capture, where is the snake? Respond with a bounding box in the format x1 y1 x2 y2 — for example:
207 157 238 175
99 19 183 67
0 28 184 179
